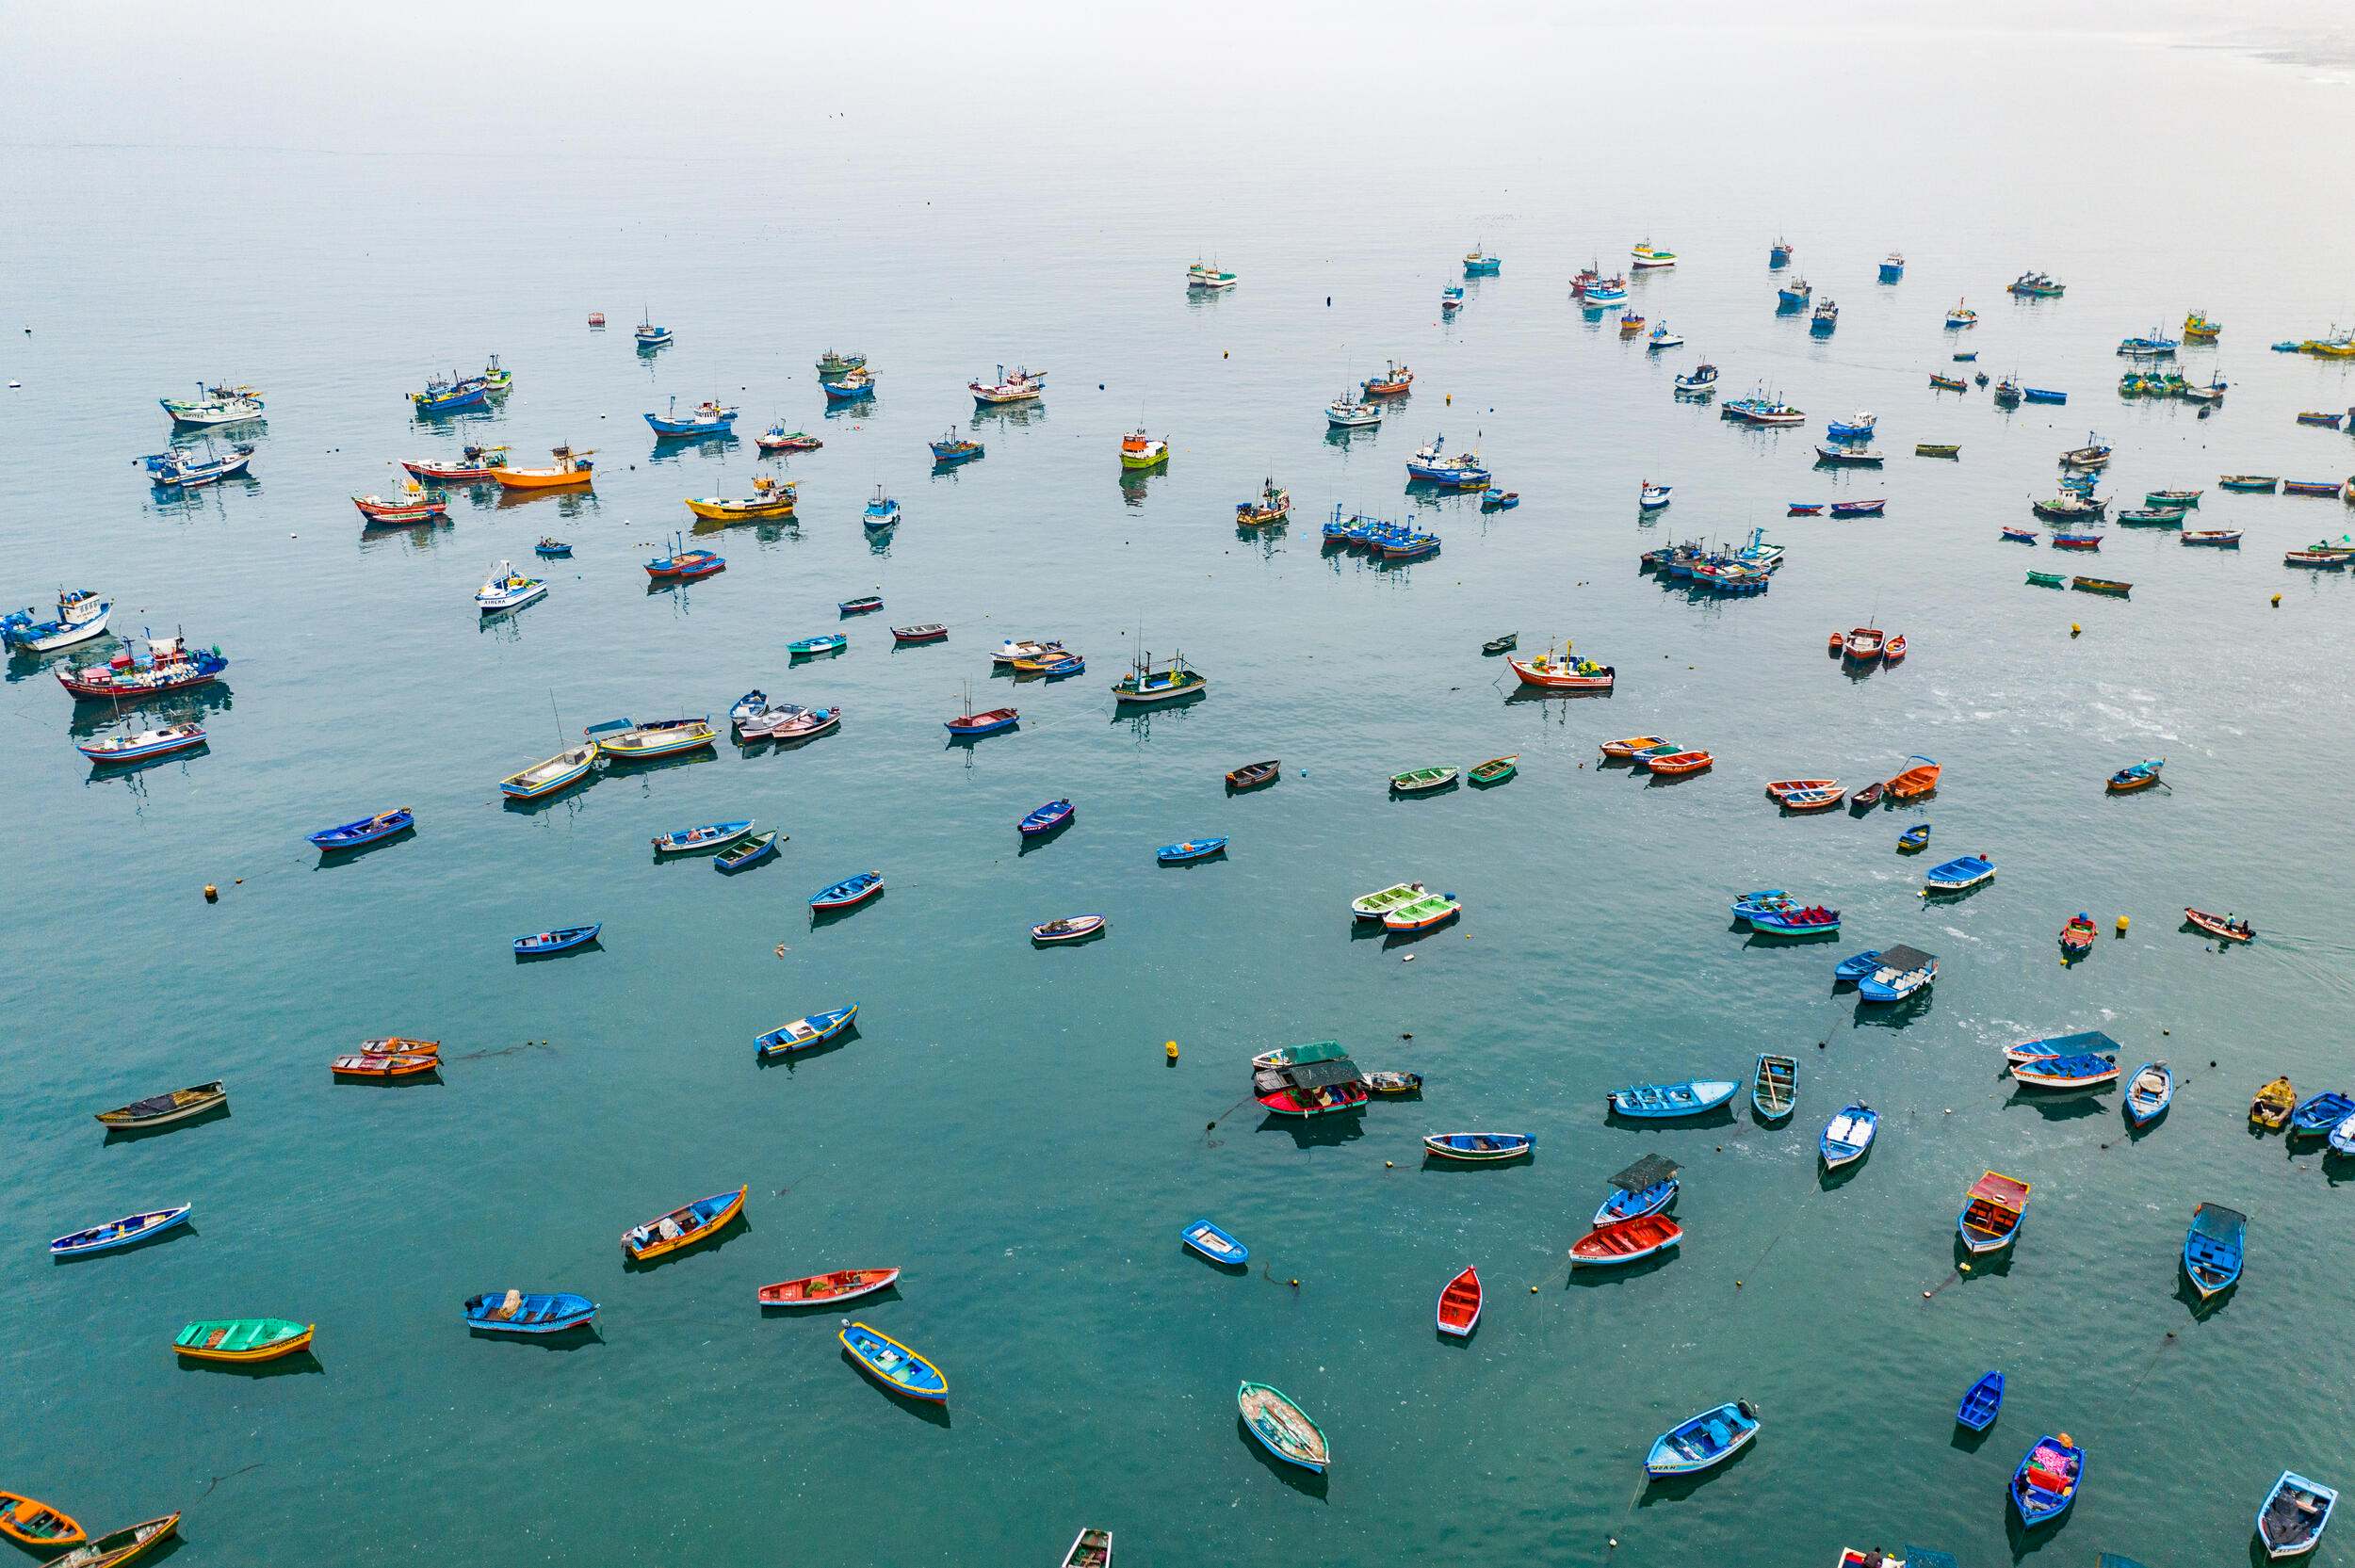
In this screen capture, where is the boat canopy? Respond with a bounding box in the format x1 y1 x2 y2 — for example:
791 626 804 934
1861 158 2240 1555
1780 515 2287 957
1876 944 1936 972
2017 1028 2120 1057
1255 1056 1361 1096
2188 1204 2247 1238
1904 1552 1960 1568
1609 1153 1681 1192
1968 1172 2031 1211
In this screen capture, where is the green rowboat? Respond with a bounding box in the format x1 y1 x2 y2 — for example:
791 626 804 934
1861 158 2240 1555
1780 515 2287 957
174 1317 314 1363
1468 755 1519 787
787 635 847 655
2026 571 2066 589
1389 766 1459 795
1350 882 1429 920
2145 491 2201 508
2071 576 2132 597
2117 509 2184 527
1914 443 1960 459
2218 476 2278 493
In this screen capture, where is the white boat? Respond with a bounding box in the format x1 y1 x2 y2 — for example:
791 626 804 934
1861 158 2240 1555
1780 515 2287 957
1326 390 1384 428
3 589 110 652
77 722 207 764
1185 260 1237 290
862 485 901 528
1647 324 1684 350
1639 484 1673 509
990 638 1061 666
1820 1105 1877 1168
969 364 1046 405
499 745 595 800
159 382 265 426
475 561 548 613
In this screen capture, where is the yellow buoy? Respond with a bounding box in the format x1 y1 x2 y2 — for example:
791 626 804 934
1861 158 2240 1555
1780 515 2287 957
2272 593 2282 606
203 883 218 902
1165 1040 1178 1060
2116 915 2129 934
1445 393 1453 405
2070 622 2082 637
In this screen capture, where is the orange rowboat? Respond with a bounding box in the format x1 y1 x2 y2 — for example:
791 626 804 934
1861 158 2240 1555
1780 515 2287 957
332 1049 438 1079
2184 908 2253 943
1885 755 1941 799
0 1493 84 1551
1599 735 1671 759
757 1268 901 1307
1644 750 1713 776
1435 1266 1482 1336
492 445 595 491
1766 778 1843 810
1842 626 1885 660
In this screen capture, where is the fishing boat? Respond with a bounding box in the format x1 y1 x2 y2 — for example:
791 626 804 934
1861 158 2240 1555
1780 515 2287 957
2012 1435 2084 1528
2123 1062 2173 1125
2183 530 2242 547
1957 1372 2004 1432
1156 837 1226 866
161 381 265 426
1639 482 1673 508
1924 854 1993 893
1508 642 1614 691
410 378 488 415
3 588 110 654
755 423 821 453
634 311 673 348
1811 299 1840 333
1647 322 1684 350
1238 1382 1326 1471
49 1204 192 1257
1674 363 1719 394
1843 625 1885 660
332 1042 439 1079
1185 259 1238 290
2009 271 2066 297
2285 478 2344 497
473 560 547 613
2060 913 2098 957
755 1006 858 1059
1236 477 1291 525
1928 373 1970 392
499 745 595 800
651 819 752 855
1958 1172 2032 1253
2258 1474 2336 1560
758 1268 900 1307
1468 755 1518 787
1112 650 1206 703
969 364 1046 405
1461 244 1501 276
94 1080 225 1131
1722 390 1806 425
1631 239 1677 269
1405 433 1491 488
945 703 1018 737
1423 1130 1535 1165
742 703 840 741
1436 1266 1483 1336
2106 757 2164 793
49 1515 179 1568
1326 389 1384 428
464 1290 597 1334
532 537 572 559
840 1321 948 1402
2184 907 2253 943
714 831 780 873
1060 1529 1113 1568
622 1186 745 1263
308 807 413 851
684 476 796 521
1031 914 1106 944
1776 279 1811 309
2285 550 2347 569
1253 1041 1366 1116
1647 1401 1760 1478
1769 237 1793 267
77 723 207 766
1857 945 1937 1003
2060 433 2113 468
1752 1054 1796 1120
2184 311 2223 342
1568 1214 1682 1269
1361 1070 1422 1096
1608 1079 1738 1119
2298 410 2346 428
1821 1105 1877 1168
1828 499 1885 518
1389 765 1458 794
351 479 447 525
928 426 985 465
585 716 716 759
1583 274 1629 304
788 634 849 657
2252 1076 2298 1129
1644 750 1713 777
1384 892 1462 932
2013 1052 2120 1091
814 348 867 379
810 871 885 910
2119 331 2181 358
491 445 594 491
144 442 255 490
0 1493 84 1550
890 622 945 645
513 925 599 956
1898 824 1930 852
823 369 877 400
174 1318 313 1364
1118 428 1170 470
644 536 724 580
1943 297 1977 327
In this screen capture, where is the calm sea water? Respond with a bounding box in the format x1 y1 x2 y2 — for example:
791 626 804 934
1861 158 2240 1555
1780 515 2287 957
6 13 2355 1566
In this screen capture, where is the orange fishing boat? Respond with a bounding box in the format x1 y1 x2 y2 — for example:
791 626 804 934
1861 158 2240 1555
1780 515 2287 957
2184 907 2253 943
1645 750 1713 776
1599 735 1671 759
1509 643 1616 691
492 445 595 491
1885 755 1941 799
1361 360 1414 396
1765 778 1844 810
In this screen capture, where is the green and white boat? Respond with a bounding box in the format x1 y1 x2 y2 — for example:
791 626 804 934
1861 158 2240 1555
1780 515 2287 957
2026 571 2067 588
1350 881 1429 921
1389 766 1459 794
1468 755 1519 787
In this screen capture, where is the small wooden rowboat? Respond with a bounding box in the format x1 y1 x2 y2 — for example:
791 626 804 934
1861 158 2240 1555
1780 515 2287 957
2071 575 2132 596
1468 755 1518 786
2106 757 2164 793
49 1204 192 1257
1060 1528 1113 1568
1180 1220 1248 1267
332 1042 440 1078
1238 1382 1328 1471
1351 882 1426 920
1361 1070 1423 1095
2250 1076 2297 1130
173 1318 314 1363
51 1514 179 1568
1481 633 1518 655
1897 824 1930 852
1226 759 1279 790
514 925 599 956
1390 765 1458 794
1599 736 1672 760
1423 1131 1533 1162
757 1268 901 1307
95 1080 225 1131
0 1492 84 1550
1959 1171 2032 1253
713 830 781 874
622 1186 746 1262
1610 1080 1739 1118
2011 1053 2120 1091
1957 1371 2004 1432
2059 913 2097 956
2184 907 2253 943
1883 633 1908 661
654 819 754 854
841 1320 948 1401
811 871 885 909
1568 1214 1682 1269
1383 892 1461 932
1766 778 1843 810
1885 755 1941 798
890 623 948 643
1646 1400 1760 1477
463 1290 597 1334
1156 839 1226 865
755 1006 857 1059
1644 749 1713 776
1751 1053 1797 1120
308 807 413 850
1436 1266 1482 1336
2124 1062 2174 1125
945 706 1018 736
1031 915 1107 944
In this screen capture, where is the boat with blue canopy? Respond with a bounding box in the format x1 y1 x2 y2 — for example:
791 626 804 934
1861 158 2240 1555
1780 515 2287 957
1957 1371 2004 1431
1180 1219 1248 1267
49 1204 191 1257
308 807 414 851
2011 1434 2084 1528
1595 1153 1680 1225
1607 1079 1738 1119
2182 1203 2245 1300
513 925 599 957
3 589 109 653
463 1290 597 1334
756 1006 858 1059
841 1321 947 1402
1645 1401 1760 1478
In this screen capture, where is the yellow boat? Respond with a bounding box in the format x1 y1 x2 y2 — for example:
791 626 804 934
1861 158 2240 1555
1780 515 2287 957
2184 310 2221 341
53 1514 178 1568
172 1319 314 1364
1235 477 1290 525
1119 428 1169 470
2250 1075 2297 1130
685 475 796 521
492 445 595 490
622 1185 746 1262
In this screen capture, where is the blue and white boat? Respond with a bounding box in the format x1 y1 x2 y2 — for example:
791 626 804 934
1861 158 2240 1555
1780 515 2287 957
1584 278 1628 306
1924 854 1994 893
645 396 738 437
1019 800 1074 837
1857 945 1937 1003
1439 285 1465 312
2288 1091 2355 1138
3 590 110 653
755 1005 858 1058
1777 279 1812 309
308 807 414 851
145 443 255 490
1820 1105 1877 1168
822 370 876 400
514 925 600 957
463 1290 598 1334
2011 1435 2085 1528
1406 434 1490 488
1645 1401 1760 1478
729 690 770 726
160 381 265 426
1957 1371 2004 1431
77 723 206 765
714 831 780 873
1730 889 1795 919
2011 1052 2121 1091
2182 1203 2246 1300
1462 246 1501 277
1768 238 1793 267
862 486 901 528
651 820 753 855
1607 1079 1739 1119
1811 299 1840 334
1673 363 1719 394
2117 331 2181 359
49 1204 191 1257
1878 252 1905 283
1596 1153 1680 1226
1832 948 1882 984
1156 837 1226 865
634 312 673 349
2123 1062 2174 1126
810 872 884 911
2257 1470 2336 1560
840 1320 948 1402
1180 1219 1248 1268
1825 412 1878 441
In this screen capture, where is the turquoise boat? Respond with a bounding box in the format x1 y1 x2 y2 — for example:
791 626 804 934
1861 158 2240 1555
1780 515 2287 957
1607 1079 1739 1119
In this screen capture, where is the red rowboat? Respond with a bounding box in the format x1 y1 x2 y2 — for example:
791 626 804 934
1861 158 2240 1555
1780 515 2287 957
1843 626 1885 660
1568 1214 1683 1269
757 1268 901 1308
352 491 448 523
1883 633 1908 662
2060 914 2097 955
2184 907 2253 943
1645 750 1713 776
1766 778 1843 810
890 623 948 643
1436 1266 1482 1336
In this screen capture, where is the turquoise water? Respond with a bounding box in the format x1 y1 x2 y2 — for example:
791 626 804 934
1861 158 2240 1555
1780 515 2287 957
7 14 2355 1565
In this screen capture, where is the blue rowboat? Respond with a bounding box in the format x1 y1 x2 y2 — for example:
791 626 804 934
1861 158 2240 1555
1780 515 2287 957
1019 800 1074 836
308 807 414 850
840 1320 947 1402
755 1005 857 1059
2331 1118 2355 1157
2011 1052 2120 1091
50 1204 191 1257
1180 1219 1248 1267
463 1290 597 1334
652 820 752 855
1857 945 1938 1003
1422 1131 1535 1161
534 538 572 558
1596 1153 1680 1225
1730 889 1794 918
2022 387 2069 404
944 707 1018 736
1924 854 1995 892
1157 838 1226 865
1238 1382 1328 1472
513 924 600 957
2289 1091 2355 1137
2258 1470 2337 1560
2011 1434 2085 1528
1820 1105 1876 1168
2183 1203 2246 1300
1898 824 1931 851
1609 1080 1738 1119
2123 1062 2174 1126
1957 1371 2004 1431
1645 1400 1760 1478
811 871 884 911
1746 905 1840 935
714 831 781 873
1832 949 1882 983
